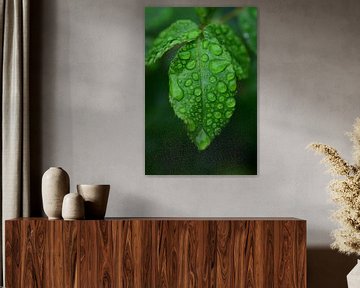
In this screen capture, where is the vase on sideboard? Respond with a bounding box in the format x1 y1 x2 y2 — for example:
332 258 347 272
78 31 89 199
62 192 84 220
42 167 70 219
77 184 110 219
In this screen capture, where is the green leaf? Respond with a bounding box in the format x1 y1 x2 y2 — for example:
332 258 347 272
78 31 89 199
238 7 257 54
146 20 201 66
204 23 250 80
194 7 216 24
169 37 237 150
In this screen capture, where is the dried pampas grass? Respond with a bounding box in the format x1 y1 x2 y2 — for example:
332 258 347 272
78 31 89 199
308 118 360 256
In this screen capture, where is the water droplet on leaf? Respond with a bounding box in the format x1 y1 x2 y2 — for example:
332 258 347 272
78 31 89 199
209 44 223 56
194 88 202 96
186 119 196 132
185 79 192 87
214 111 221 119
201 54 209 62
179 51 191 60
195 129 211 150
186 60 196 70
225 111 233 118
169 75 184 101
228 80 236 92
207 92 216 102
192 73 199 80
227 72 235 81
226 98 236 108
217 81 227 93
202 40 209 49
209 60 228 74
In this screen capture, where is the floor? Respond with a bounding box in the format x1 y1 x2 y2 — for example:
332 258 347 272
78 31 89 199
308 248 357 287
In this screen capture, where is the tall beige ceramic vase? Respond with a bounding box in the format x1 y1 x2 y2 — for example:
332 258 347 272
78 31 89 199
42 167 70 219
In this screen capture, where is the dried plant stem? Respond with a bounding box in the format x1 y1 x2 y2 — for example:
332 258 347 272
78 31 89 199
349 118 360 166
307 143 357 176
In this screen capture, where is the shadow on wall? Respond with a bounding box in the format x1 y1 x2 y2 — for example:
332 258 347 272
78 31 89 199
29 0 45 216
308 248 357 288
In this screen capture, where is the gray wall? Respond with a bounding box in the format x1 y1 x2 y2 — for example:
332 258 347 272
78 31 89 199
30 0 360 249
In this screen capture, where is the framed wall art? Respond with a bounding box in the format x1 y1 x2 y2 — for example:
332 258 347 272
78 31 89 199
145 7 257 175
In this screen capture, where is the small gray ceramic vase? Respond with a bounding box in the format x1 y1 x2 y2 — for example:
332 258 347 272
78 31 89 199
77 184 110 219
62 192 85 220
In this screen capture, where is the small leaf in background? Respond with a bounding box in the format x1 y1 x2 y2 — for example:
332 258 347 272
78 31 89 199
194 7 216 24
204 23 250 80
238 7 257 54
146 20 201 66
168 37 237 150
145 7 174 32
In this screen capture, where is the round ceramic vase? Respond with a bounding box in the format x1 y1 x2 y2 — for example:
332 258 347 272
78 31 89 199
77 184 110 219
62 192 85 220
42 167 70 219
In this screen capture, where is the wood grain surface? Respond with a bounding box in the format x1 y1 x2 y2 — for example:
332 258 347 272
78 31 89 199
5 218 306 287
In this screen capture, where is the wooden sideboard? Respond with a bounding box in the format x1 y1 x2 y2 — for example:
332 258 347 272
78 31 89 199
5 218 306 287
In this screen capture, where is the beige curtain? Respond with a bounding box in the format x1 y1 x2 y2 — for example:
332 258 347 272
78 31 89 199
0 0 30 284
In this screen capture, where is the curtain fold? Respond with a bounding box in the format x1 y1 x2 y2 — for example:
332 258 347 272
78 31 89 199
0 0 30 284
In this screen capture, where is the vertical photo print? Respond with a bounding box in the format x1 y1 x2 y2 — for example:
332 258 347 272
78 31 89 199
145 7 257 175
